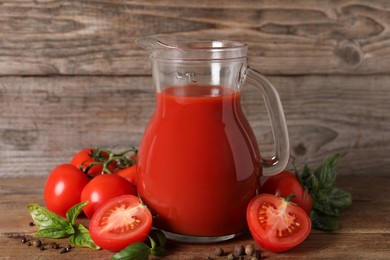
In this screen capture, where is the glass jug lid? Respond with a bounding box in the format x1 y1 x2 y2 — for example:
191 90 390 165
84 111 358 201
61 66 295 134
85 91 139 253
136 34 248 60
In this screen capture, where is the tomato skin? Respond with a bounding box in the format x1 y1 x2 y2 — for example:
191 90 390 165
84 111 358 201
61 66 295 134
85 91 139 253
81 174 136 219
44 164 90 217
114 166 137 186
70 148 117 176
262 171 313 215
247 194 311 252
89 195 152 251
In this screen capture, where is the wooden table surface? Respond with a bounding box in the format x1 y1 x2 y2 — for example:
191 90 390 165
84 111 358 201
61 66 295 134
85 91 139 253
1 175 389 260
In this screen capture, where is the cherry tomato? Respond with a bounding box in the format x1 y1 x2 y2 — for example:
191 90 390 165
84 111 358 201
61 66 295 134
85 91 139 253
89 195 152 251
114 165 137 186
81 174 136 219
44 164 89 217
262 171 313 215
247 194 311 252
70 148 117 176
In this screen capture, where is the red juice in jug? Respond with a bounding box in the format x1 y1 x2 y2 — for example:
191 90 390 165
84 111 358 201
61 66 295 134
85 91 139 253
137 85 261 236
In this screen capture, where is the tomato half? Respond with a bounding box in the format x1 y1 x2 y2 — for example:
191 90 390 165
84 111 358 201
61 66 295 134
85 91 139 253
247 194 311 252
262 171 313 215
89 195 152 251
81 174 136 219
44 164 90 217
70 148 117 176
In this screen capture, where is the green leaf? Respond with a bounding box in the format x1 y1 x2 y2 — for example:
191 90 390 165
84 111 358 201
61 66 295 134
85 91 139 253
314 154 339 189
310 209 339 231
111 242 151 260
313 187 352 217
66 201 88 225
298 164 319 193
27 204 68 231
149 229 166 248
68 224 100 250
35 227 68 238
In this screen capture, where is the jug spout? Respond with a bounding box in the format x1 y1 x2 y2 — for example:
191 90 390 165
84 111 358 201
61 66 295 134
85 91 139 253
136 34 183 58
136 34 248 60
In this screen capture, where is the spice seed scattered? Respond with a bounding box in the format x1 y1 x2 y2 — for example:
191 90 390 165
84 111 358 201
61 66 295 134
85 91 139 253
234 245 244 256
60 247 67 254
245 244 254 256
227 253 234 260
40 245 45 251
215 247 224 256
32 240 42 247
21 237 27 243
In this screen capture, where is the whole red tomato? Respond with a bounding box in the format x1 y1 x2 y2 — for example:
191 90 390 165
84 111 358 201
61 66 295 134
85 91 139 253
262 171 313 215
70 148 117 176
247 194 311 252
89 195 152 251
114 165 137 186
44 164 90 217
81 174 136 219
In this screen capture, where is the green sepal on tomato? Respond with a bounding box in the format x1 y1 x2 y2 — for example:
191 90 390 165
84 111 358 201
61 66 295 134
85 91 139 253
247 194 311 252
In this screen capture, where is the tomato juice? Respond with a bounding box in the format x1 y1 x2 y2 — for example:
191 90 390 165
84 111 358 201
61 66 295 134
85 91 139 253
137 85 261 237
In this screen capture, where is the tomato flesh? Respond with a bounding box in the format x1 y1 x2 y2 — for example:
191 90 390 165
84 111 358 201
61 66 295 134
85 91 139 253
247 194 311 252
262 171 313 215
89 195 152 251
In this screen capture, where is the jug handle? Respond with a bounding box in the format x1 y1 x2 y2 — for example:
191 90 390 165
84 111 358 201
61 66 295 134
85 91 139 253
244 68 290 176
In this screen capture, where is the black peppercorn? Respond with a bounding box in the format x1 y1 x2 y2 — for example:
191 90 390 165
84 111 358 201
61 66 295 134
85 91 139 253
32 239 42 247
21 237 27 243
40 245 45 251
60 247 67 254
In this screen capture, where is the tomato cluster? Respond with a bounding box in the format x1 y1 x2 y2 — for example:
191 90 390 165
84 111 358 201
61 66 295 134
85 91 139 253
43 148 150 251
43 147 317 254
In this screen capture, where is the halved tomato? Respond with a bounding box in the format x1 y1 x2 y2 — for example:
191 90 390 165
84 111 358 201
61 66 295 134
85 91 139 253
89 195 152 251
247 194 311 252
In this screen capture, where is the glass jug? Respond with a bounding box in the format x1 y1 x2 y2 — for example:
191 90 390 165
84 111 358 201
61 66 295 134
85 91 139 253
136 35 290 243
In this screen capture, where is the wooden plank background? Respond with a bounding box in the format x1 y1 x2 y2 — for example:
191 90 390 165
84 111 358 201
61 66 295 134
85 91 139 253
0 0 389 177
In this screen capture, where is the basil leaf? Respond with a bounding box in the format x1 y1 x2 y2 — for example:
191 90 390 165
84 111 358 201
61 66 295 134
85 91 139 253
330 187 352 210
149 229 166 248
310 209 339 231
27 204 68 230
66 201 88 225
111 242 151 260
66 223 75 235
35 227 68 238
68 224 100 250
298 164 319 193
313 187 352 217
314 154 339 189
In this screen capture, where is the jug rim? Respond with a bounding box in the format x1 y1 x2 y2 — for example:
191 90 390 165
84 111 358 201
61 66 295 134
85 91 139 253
136 35 248 61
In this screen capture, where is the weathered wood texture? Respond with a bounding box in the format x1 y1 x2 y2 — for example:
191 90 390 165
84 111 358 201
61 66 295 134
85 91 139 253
0 75 388 177
1 176 389 259
0 0 390 75
0 0 389 177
